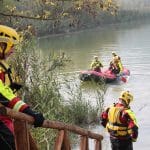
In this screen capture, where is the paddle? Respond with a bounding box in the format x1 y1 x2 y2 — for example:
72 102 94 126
119 74 130 83
120 76 127 83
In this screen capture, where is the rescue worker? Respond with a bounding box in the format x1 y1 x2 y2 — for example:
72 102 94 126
100 91 138 150
90 56 103 72
110 51 123 74
0 25 45 150
109 56 121 74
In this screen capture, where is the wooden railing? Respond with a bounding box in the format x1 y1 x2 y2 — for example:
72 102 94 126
4 107 103 150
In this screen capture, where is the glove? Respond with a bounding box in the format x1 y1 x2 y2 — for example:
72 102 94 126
10 82 22 91
32 112 45 127
23 107 45 127
100 112 108 127
130 126 138 142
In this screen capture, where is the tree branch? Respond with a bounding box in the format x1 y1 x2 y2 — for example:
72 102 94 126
0 12 58 21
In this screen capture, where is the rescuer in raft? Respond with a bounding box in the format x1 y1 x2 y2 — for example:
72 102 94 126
109 51 123 75
90 55 103 72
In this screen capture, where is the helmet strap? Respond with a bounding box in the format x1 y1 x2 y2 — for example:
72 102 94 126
0 42 7 59
2 49 6 59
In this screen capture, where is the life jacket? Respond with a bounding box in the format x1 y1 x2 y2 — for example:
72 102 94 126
118 61 123 72
109 62 120 74
0 60 23 133
106 106 132 137
0 61 28 112
0 61 15 132
110 56 123 73
0 60 22 92
0 61 13 86
91 60 103 69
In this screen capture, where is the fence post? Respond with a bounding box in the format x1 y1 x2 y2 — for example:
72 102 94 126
95 139 102 150
54 130 65 150
62 130 71 150
29 131 39 150
80 136 89 150
14 120 30 150
54 130 71 150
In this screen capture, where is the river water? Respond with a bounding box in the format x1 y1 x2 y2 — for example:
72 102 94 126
39 20 150 150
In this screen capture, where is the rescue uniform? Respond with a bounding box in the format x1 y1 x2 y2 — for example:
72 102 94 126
109 61 120 74
0 60 44 150
0 60 27 149
0 25 44 150
110 53 123 74
91 60 103 72
101 103 138 150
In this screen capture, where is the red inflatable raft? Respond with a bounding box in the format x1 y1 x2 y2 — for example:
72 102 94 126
79 67 130 83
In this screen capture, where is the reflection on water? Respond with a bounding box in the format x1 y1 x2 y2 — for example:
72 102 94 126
39 20 150 150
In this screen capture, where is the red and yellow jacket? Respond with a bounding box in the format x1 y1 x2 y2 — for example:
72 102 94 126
0 60 29 132
100 102 138 141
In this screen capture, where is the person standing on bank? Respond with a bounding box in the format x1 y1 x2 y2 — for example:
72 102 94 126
0 25 45 150
100 91 138 150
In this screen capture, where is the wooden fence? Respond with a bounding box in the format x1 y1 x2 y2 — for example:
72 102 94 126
2 106 103 150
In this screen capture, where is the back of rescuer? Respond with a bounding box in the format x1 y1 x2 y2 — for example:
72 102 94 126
100 91 138 150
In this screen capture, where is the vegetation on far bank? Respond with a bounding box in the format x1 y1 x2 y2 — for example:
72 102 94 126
1 0 150 37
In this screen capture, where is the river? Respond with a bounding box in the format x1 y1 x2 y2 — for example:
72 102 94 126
38 20 150 150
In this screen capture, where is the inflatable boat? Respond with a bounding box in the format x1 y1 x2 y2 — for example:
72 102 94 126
79 67 130 83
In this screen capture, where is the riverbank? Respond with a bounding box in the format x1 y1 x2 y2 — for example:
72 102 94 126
39 16 150 39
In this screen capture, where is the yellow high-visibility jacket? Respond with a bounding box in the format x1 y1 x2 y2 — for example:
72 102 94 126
90 60 103 70
0 60 28 112
118 60 123 72
105 104 138 138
